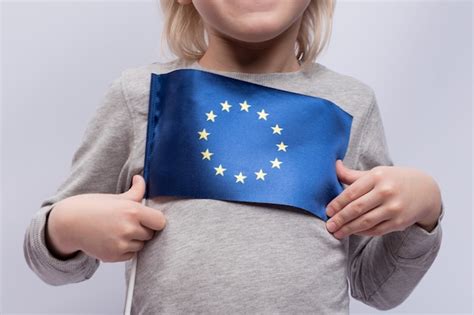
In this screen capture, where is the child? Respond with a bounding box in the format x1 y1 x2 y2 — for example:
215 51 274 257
24 0 444 314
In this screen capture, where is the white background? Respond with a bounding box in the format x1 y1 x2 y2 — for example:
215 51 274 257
1 0 472 314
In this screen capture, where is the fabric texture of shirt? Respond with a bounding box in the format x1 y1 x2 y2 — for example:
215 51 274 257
23 59 444 314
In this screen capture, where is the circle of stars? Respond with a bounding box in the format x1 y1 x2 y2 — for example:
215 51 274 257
198 99 288 184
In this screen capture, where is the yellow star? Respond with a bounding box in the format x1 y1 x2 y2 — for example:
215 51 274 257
271 124 283 135
239 100 251 112
276 141 288 152
270 158 283 169
220 101 232 112
234 172 247 184
255 169 267 181
198 128 210 140
201 148 213 160
257 109 269 120
206 110 217 122
214 164 226 176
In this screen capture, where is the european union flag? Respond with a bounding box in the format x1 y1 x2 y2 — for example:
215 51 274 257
143 69 352 222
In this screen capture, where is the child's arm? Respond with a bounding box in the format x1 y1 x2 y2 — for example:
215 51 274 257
345 95 444 310
23 74 137 285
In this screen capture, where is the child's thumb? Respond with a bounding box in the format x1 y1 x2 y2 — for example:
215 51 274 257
336 159 367 185
119 175 146 202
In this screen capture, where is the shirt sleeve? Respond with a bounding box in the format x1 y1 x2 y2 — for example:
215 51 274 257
346 92 444 310
23 74 135 286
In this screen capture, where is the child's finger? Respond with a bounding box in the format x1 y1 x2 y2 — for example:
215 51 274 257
131 224 156 241
118 175 146 202
125 240 145 253
332 205 393 239
354 219 399 237
326 170 375 217
326 189 384 233
137 205 167 231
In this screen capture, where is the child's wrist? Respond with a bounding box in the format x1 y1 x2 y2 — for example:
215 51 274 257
415 178 442 232
45 204 81 259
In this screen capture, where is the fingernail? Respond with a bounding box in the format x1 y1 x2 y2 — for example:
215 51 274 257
327 220 336 232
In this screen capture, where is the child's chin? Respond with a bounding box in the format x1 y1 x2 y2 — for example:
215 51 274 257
218 23 293 44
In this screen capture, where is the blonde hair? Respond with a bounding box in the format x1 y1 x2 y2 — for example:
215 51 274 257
159 0 336 69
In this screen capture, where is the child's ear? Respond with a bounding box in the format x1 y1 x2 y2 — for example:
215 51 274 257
177 0 192 5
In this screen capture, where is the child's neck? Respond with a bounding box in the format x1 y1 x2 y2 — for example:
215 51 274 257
198 22 302 74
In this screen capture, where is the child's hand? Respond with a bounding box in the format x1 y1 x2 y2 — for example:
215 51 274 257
46 175 166 262
325 160 442 239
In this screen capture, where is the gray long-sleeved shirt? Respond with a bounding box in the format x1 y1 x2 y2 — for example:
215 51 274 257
23 59 444 314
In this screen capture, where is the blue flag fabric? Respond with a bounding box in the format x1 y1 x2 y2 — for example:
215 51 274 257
143 69 353 222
